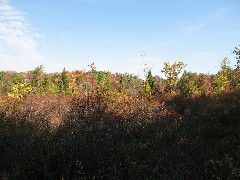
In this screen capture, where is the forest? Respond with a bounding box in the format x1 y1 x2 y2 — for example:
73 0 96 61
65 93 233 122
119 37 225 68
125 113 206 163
0 46 240 179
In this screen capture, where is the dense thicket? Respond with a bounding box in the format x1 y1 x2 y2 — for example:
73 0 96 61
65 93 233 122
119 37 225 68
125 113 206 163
0 47 239 179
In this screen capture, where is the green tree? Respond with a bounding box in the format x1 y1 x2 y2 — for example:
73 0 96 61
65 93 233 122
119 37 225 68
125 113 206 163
28 65 45 92
95 71 112 95
178 71 198 97
58 68 70 93
161 61 186 94
3 71 17 93
116 73 142 95
145 70 157 96
233 46 240 70
0 71 6 93
231 46 240 91
12 73 25 84
213 58 231 93
35 72 60 94
220 57 231 75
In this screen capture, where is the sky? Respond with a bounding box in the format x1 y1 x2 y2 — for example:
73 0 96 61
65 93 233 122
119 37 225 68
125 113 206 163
0 0 239 77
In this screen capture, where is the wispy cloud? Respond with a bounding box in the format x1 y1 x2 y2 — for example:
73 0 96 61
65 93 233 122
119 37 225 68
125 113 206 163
178 8 229 35
119 37 188 55
0 0 43 71
206 8 229 20
191 51 217 59
179 21 205 34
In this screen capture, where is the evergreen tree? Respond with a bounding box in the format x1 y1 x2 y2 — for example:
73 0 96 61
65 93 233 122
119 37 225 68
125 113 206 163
58 68 69 93
233 46 240 70
145 70 156 96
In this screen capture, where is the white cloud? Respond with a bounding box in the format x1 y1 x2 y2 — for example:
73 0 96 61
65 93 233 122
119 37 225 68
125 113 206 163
181 22 205 34
60 35 68 39
0 0 43 71
178 8 229 35
191 51 217 59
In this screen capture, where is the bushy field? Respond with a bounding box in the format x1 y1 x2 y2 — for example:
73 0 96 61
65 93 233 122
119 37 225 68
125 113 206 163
0 92 239 179
0 47 240 179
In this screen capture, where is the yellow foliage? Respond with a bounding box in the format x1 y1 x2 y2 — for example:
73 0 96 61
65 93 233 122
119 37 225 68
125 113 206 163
8 83 33 99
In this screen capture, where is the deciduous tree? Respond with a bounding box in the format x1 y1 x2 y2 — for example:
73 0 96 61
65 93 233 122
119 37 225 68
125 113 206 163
161 61 186 94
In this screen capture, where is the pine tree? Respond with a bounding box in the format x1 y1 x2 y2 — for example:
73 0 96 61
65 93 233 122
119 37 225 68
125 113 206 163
145 70 156 96
58 68 69 93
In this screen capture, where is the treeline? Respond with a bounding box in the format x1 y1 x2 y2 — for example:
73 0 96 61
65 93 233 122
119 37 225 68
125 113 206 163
1 47 240 98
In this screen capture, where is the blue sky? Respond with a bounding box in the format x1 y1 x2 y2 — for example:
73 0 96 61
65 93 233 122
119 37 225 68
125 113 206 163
0 0 239 77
